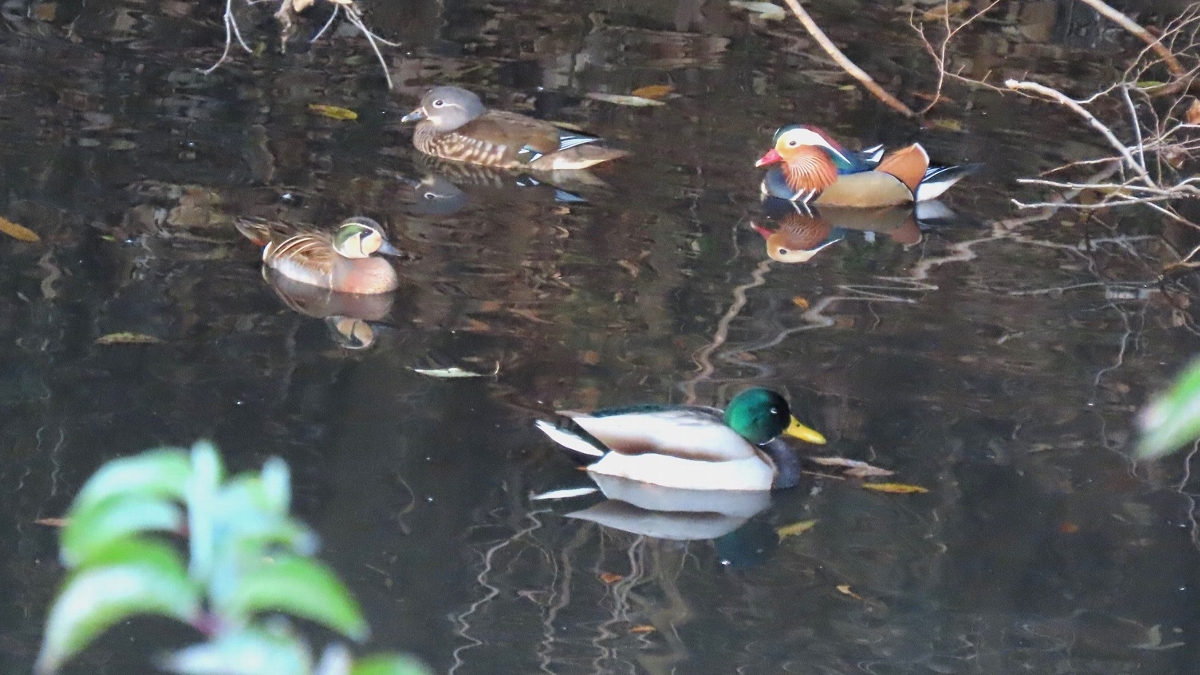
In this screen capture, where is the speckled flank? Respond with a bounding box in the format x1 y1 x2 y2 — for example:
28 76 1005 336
415 125 512 168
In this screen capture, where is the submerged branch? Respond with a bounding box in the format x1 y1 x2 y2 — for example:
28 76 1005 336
1005 79 1155 187
779 0 916 118
1077 0 1186 79
204 0 398 89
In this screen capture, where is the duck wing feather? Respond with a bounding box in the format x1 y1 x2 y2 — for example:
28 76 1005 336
563 406 758 462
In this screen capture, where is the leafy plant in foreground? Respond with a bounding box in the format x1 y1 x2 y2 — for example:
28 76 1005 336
35 441 428 675
1138 357 1200 460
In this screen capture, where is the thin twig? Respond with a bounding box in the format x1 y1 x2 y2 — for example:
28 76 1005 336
778 0 916 118
911 0 1001 115
1004 79 1156 188
201 0 253 75
1077 0 1186 78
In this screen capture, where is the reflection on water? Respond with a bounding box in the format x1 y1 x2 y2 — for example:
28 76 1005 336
1 0 1199 674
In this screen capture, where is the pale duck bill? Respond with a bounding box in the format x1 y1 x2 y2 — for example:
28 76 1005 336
785 416 826 444
376 240 403 257
401 108 427 123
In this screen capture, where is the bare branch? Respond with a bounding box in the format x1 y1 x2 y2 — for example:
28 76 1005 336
778 0 916 118
1077 0 1186 78
1004 79 1156 188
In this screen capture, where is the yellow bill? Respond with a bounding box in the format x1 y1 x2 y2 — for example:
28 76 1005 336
785 416 826 444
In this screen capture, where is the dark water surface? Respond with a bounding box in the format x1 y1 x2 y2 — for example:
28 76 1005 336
2 0 1199 673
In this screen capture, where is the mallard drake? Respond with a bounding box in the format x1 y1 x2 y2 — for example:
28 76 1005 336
236 216 402 295
401 86 628 170
756 125 978 207
535 387 826 491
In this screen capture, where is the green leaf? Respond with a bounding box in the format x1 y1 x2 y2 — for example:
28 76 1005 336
188 440 224 583
61 495 183 568
35 547 201 674
211 475 317 554
315 643 351 675
71 449 191 513
159 624 312 675
1138 358 1200 459
261 457 291 515
219 556 368 641
68 538 186 573
351 654 434 675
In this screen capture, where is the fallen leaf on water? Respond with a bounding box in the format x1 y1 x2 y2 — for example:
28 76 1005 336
792 296 810 309
599 572 623 584
35 517 69 527
922 0 970 21
1058 521 1079 534
586 93 666 108
838 84 857 92
0 216 40 242
631 85 674 100
776 519 817 540
861 482 929 494
1187 99 1200 126
629 625 656 634
808 456 894 478
1132 624 1186 650
912 91 953 103
529 486 599 501
508 308 550 324
309 104 359 121
729 0 788 21
292 0 314 11
929 118 964 132
617 260 640 277
410 364 497 378
95 333 163 345
836 584 862 600
1136 80 1166 89
550 120 587 132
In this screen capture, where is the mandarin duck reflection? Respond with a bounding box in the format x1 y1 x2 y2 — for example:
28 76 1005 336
535 387 826 492
752 205 924 263
756 125 978 207
236 216 403 295
402 86 628 170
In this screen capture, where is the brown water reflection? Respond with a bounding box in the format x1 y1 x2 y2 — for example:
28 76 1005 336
1 0 1199 674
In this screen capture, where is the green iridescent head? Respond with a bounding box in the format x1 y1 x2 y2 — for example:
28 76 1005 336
332 217 401 259
724 387 826 446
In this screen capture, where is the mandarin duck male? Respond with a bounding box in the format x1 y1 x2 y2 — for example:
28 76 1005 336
756 125 978 207
235 216 402 295
534 387 826 492
401 86 628 170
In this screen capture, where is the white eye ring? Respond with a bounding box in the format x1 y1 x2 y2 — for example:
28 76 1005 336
433 99 444 107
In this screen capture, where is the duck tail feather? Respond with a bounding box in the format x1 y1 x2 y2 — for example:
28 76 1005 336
915 163 981 202
532 146 629 171
535 419 606 459
235 217 273 246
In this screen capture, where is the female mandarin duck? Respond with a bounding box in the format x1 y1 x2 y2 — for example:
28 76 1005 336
401 86 628 170
235 216 402 295
535 387 826 492
756 125 978 207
